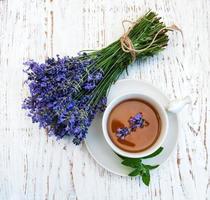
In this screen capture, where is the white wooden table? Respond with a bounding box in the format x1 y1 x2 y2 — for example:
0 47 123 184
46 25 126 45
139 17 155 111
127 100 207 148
0 0 209 199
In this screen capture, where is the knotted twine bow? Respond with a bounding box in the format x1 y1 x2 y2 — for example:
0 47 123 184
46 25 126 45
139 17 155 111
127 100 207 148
120 20 183 62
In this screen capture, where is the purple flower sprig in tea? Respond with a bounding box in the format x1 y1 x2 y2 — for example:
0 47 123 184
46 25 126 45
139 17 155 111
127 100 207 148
23 11 174 145
116 112 148 139
129 112 146 131
116 127 130 139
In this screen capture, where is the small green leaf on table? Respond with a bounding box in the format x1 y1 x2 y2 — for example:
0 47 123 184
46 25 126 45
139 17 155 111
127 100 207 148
117 147 164 186
142 171 150 186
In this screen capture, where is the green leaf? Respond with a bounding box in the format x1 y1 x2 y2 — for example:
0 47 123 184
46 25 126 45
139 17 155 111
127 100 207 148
116 147 163 186
128 168 140 176
143 164 159 170
142 147 164 159
121 159 140 168
142 172 150 186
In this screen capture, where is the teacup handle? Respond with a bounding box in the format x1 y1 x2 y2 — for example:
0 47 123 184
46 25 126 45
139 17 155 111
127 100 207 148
167 96 191 113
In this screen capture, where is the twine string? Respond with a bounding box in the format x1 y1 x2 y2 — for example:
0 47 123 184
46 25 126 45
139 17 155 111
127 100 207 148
120 20 183 61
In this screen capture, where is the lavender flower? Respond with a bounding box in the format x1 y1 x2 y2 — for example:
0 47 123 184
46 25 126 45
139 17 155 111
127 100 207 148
116 127 130 139
82 70 104 91
23 54 106 145
116 112 147 139
129 112 145 131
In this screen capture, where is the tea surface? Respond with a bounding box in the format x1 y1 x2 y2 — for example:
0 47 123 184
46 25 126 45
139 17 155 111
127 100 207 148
107 99 161 152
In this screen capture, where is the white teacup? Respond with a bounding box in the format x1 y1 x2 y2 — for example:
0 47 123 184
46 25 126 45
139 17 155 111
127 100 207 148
102 93 190 158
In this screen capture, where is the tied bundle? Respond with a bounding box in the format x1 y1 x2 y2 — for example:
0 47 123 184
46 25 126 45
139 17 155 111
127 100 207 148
23 11 175 145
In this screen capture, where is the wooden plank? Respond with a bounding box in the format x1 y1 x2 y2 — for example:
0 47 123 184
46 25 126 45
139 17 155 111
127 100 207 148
0 0 209 199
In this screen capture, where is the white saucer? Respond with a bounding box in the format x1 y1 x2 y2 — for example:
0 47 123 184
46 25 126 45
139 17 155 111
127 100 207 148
85 79 179 176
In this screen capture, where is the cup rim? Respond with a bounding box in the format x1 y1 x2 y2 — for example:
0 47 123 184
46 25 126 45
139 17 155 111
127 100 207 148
102 93 168 158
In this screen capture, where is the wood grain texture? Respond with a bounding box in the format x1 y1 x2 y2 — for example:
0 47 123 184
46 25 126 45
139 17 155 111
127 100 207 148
0 0 209 199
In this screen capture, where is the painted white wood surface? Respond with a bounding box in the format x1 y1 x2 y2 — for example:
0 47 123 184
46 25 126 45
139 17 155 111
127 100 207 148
0 0 209 199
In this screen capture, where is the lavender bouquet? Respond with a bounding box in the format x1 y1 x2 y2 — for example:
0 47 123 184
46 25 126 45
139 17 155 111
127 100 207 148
23 11 172 145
